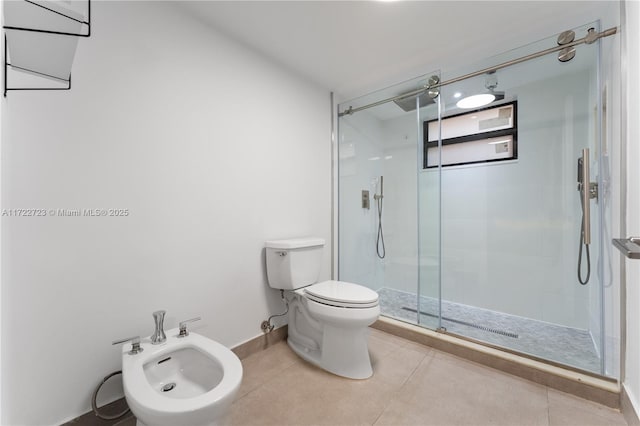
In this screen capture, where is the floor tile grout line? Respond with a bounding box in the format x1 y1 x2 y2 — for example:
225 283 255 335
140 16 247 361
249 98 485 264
369 330 413 357
232 358 301 405
370 349 435 426
401 349 433 387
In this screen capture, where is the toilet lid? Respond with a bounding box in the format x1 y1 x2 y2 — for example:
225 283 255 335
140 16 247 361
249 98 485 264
304 280 379 308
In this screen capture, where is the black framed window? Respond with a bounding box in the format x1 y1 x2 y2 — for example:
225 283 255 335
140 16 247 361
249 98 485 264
423 101 518 169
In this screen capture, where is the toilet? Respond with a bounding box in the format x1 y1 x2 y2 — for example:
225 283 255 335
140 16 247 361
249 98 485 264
265 238 380 379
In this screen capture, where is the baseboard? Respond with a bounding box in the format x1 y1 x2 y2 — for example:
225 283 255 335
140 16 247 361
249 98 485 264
372 317 621 409
232 325 288 360
62 398 133 425
622 385 640 425
62 326 288 425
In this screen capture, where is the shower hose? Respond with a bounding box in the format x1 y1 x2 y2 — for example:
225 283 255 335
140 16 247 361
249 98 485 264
376 193 385 259
577 189 590 285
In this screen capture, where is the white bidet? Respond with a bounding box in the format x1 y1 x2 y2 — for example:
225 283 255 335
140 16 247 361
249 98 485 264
120 328 242 426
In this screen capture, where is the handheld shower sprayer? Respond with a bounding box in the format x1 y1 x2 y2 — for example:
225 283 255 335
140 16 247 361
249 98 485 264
576 148 598 285
374 176 385 259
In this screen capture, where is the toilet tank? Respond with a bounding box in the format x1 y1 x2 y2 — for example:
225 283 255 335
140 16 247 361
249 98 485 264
265 238 325 290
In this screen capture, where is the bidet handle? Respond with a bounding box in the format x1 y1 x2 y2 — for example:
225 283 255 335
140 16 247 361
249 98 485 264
112 335 143 355
178 317 201 338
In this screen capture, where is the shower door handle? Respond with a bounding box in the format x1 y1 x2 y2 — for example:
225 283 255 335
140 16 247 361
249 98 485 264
580 148 591 245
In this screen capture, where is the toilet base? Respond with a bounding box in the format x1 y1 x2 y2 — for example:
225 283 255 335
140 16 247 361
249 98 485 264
287 323 373 380
136 415 227 426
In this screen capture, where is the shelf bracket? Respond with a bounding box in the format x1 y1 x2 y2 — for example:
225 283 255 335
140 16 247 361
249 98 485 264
4 35 71 97
2 0 90 96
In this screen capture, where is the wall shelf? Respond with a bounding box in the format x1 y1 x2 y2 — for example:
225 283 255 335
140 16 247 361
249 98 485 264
3 0 90 97
613 238 640 260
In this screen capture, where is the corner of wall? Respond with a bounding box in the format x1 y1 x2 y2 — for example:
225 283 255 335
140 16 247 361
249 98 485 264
623 384 640 426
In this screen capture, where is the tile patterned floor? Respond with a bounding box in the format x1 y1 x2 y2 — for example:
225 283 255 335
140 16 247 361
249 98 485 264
225 329 625 426
378 287 602 374
87 329 625 426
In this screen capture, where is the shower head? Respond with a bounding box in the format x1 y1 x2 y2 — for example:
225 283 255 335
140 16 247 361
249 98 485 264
393 91 435 112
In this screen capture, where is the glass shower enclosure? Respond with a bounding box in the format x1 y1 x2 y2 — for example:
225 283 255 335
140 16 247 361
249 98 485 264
337 23 614 377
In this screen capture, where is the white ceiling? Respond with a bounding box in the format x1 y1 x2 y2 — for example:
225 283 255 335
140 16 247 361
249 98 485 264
180 1 618 100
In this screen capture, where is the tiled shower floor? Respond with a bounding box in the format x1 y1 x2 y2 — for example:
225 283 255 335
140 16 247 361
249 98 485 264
377 287 602 373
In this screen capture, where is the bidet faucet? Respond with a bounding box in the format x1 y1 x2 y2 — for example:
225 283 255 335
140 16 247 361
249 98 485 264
112 335 143 355
151 310 167 345
178 316 201 338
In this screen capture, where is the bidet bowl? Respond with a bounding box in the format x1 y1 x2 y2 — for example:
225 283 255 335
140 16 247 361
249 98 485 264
121 328 243 426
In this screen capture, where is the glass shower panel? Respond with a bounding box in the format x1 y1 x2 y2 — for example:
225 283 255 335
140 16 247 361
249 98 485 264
338 73 440 326
431 23 604 374
417 82 442 330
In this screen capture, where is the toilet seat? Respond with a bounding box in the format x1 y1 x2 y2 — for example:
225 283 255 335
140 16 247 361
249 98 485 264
302 280 379 308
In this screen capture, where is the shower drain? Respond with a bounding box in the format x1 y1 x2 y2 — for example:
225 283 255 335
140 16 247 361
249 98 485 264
161 383 177 392
401 306 519 339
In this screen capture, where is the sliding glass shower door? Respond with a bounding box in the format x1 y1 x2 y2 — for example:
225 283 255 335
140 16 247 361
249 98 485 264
424 23 605 374
338 72 441 326
338 22 613 377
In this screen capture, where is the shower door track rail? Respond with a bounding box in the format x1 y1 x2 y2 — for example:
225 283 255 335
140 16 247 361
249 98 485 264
338 26 617 117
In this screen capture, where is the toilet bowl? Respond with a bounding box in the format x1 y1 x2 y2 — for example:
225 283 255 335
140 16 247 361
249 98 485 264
121 328 242 426
265 238 380 379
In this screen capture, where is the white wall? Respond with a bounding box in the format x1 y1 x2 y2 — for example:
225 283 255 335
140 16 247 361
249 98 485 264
0 2 331 425
624 0 640 417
